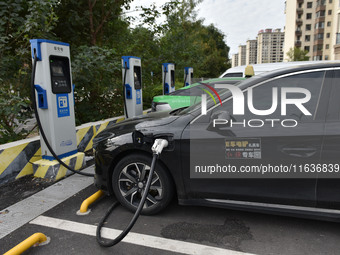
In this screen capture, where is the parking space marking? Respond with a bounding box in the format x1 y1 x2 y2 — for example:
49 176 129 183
0 167 94 239
30 215 254 255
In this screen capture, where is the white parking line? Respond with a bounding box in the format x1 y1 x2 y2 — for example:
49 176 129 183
30 215 255 255
0 167 94 239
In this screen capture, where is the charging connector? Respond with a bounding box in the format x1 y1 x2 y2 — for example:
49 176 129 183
152 139 169 155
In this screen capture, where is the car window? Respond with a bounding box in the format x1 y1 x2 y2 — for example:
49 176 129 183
223 72 243 78
170 81 240 96
219 71 325 122
326 69 340 121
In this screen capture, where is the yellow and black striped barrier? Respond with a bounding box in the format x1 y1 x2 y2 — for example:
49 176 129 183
33 152 85 180
0 138 41 183
0 111 150 185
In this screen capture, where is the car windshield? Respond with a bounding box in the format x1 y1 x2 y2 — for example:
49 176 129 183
173 75 262 116
169 80 242 97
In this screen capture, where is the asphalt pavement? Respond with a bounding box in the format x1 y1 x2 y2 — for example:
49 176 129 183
1 165 340 255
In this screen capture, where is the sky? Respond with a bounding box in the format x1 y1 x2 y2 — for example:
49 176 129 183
126 0 286 56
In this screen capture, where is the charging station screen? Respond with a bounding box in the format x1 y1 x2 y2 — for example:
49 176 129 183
51 65 64 76
50 56 72 94
171 70 175 87
134 66 142 90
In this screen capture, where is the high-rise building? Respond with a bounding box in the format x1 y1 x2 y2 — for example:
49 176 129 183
257 28 285 64
231 28 284 67
246 39 258 65
238 45 247 66
284 0 339 61
333 2 340 59
232 53 239 67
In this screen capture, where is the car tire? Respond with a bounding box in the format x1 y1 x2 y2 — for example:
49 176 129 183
112 153 174 215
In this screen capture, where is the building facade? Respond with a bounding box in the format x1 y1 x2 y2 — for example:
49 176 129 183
331 0 340 59
284 0 340 61
232 28 284 67
231 53 239 68
246 39 258 65
238 45 247 66
257 29 285 64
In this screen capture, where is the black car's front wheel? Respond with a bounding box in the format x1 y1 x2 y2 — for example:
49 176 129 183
112 153 174 215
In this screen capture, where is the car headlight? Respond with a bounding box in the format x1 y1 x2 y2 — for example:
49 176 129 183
151 101 172 112
105 137 116 148
92 132 115 149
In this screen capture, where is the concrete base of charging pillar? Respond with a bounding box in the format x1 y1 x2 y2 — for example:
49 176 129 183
33 152 86 181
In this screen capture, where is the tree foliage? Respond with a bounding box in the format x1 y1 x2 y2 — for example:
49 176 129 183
71 45 123 124
286 47 310 61
0 0 59 142
0 0 230 143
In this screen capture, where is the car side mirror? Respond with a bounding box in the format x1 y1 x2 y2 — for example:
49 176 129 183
211 110 231 122
207 110 235 136
208 110 231 130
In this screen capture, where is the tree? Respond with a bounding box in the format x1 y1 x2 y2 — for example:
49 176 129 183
53 0 132 123
54 0 132 47
139 0 229 79
193 22 230 77
0 0 232 143
286 47 310 61
0 0 59 142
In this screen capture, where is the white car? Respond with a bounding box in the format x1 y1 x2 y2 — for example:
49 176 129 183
220 61 332 78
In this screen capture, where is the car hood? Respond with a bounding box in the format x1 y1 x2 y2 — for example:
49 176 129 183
153 95 172 102
98 110 180 137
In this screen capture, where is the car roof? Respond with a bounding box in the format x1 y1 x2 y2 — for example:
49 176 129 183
219 61 336 78
234 61 340 90
187 62 340 118
261 61 340 76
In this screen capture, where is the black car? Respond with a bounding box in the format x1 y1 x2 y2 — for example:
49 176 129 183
94 62 340 220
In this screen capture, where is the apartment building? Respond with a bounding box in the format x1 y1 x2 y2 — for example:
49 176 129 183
238 45 247 66
257 29 285 64
231 53 239 67
334 2 340 59
284 0 340 60
246 39 258 65
232 29 284 67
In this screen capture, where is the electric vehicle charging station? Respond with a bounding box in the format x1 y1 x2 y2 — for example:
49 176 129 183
122 56 143 118
162 63 175 95
184 67 193 87
30 39 85 177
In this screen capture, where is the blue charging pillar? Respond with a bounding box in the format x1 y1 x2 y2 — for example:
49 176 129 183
162 63 175 95
184 67 193 86
30 39 85 180
122 56 143 118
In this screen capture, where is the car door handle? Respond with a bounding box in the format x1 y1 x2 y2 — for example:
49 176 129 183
281 147 318 158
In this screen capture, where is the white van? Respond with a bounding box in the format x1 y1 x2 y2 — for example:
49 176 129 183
220 61 332 78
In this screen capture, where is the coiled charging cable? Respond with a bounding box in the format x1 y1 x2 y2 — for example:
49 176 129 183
96 139 168 247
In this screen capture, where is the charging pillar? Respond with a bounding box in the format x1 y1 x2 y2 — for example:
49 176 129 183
184 67 193 86
30 39 85 180
162 63 175 95
122 56 143 118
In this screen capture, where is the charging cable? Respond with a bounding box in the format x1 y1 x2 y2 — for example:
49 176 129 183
96 138 168 247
